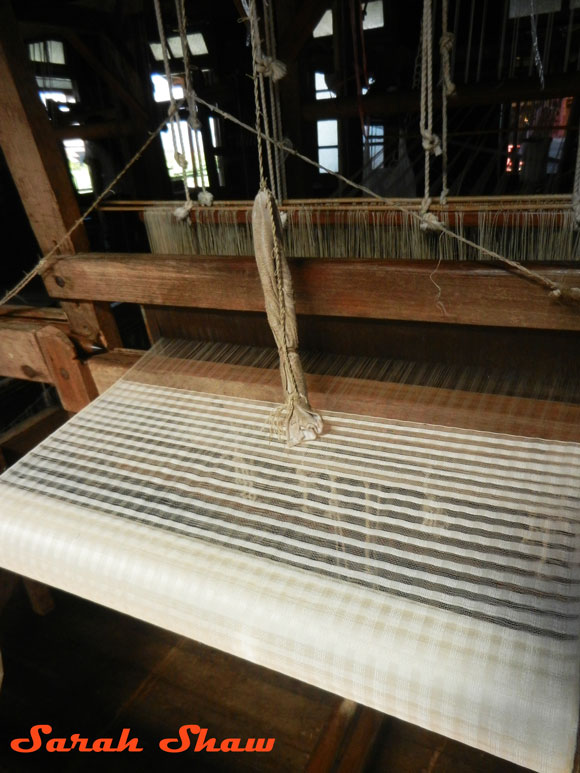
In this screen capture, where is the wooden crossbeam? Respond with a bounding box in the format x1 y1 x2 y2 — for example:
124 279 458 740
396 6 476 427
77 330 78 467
43 254 580 331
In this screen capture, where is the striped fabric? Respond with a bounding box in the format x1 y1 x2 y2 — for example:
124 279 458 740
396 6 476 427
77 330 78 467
0 347 579 772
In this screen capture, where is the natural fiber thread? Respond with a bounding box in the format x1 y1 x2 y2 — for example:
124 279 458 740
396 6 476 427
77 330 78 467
249 0 322 445
420 0 442 222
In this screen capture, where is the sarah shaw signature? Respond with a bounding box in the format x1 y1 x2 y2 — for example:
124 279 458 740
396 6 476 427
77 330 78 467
10 724 276 753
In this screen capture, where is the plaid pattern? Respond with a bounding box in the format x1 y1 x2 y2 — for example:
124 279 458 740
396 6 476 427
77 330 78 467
0 348 579 772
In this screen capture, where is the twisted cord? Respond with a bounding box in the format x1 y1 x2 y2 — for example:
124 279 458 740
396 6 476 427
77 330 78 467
420 0 442 222
439 0 455 205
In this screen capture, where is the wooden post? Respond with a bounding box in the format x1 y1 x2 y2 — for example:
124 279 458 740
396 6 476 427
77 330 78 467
0 0 89 255
36 325 97 413
0 0 121 349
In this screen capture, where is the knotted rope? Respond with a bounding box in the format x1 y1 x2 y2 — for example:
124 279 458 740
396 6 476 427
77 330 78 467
153 0 192 217
175 0 213 208
439 0 455 206
248 0 323 445
419 0 442 229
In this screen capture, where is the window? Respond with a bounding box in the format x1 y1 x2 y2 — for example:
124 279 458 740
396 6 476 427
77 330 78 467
28 40 65 64
151 73 184 103
363 124 384 170
160 121 210 187
313 10 333 37
314 72 336 101
149 32 208 61
209 116 226 187
317 119 339 173
63 139 93 194
362 0 384 29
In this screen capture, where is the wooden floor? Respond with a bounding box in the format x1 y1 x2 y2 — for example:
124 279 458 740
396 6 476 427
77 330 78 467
0 579 530 773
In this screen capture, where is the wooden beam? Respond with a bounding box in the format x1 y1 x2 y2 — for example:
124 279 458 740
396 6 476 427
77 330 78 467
36 326 98 412
54 121 140 141
43 254 580 331
88 349 580 442
0 4 122 351
303 72 580 120
64 31 148 123
0 305 68 324
278 0 331 63
0 321 52 382
0 0 89 256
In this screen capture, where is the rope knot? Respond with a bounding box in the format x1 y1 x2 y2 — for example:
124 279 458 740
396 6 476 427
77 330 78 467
420 211 442 232
439 31 454 54
421 131 442 156
173 200 194 221
197 190 214 206
256 56 287 82
188 113 202 131
174 151 188 169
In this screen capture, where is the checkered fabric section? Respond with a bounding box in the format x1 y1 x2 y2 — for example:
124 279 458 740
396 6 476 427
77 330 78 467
0 354 579 772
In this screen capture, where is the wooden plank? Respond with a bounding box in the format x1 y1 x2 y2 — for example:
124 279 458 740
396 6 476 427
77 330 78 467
88 350 580 442
36 326 98 412
0 1 89 256
43 254 580 331
0 321 53 382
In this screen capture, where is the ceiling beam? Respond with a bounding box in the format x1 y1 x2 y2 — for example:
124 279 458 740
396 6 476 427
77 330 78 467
303 73 580 120
278 0 330 63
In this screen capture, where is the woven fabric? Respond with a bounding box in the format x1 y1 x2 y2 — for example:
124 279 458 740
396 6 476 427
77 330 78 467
0 348 579 772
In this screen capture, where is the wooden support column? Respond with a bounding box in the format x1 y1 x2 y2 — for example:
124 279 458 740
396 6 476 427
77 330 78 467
36 326 97 413
0 0 89 255
0 0 120 350
60 300 123 350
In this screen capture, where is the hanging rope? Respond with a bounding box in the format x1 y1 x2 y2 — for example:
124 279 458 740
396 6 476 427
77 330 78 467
248 0 323 445
573 119 580 229
153 0 192 218
175 0 213 208
419 0 442 229
262 0 287 202
439 0 455 205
